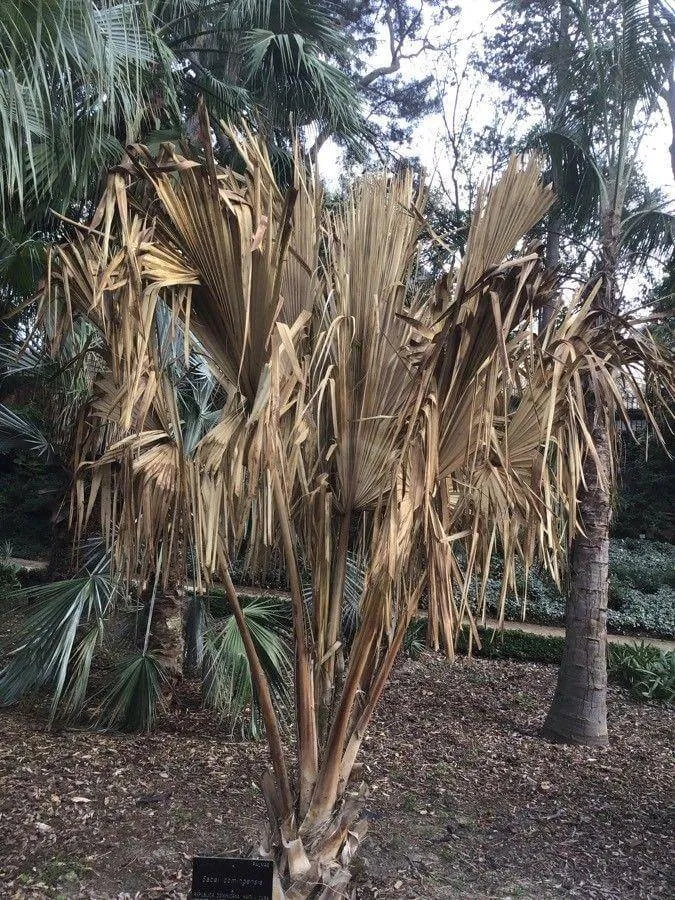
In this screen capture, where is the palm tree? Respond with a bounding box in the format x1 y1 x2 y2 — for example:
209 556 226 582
537 0 674 745
160 0 362 140
39 115 671 894
0 1 362 304
0 268 291 731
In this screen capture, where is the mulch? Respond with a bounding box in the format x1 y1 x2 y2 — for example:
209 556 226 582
0 656 672 899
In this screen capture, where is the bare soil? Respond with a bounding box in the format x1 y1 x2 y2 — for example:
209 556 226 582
0 656 672 899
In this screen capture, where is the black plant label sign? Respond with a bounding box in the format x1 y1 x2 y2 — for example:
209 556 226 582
191 856 274 899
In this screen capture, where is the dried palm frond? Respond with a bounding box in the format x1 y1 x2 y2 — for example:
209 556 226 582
402 156 558 657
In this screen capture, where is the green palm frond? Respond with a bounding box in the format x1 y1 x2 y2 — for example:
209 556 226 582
0 219 48 297
95 650 167 731
341 551 366 647
0 403 56 461
404 618 427 660
203 592 292 737
0 550 115 722
618 0 674 106
0 339 56 380
0 0 177 219
182 65 252 124
178 364 221 455
166 0 361 136
217 0 346 57
535 120 604 223
241 27 361 132
621 204 675 266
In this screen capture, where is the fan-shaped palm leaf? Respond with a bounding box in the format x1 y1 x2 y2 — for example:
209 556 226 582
0 0 176 219
0 548 115 722
203 592 292 737
95 650 167 731
0 403 55 461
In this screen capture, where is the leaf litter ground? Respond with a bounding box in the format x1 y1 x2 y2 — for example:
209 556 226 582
0 656 672 899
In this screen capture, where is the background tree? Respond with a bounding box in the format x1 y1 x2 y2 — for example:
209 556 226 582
0 0 364 306
480 0 674 745
539 0 673 745
311 1 458 165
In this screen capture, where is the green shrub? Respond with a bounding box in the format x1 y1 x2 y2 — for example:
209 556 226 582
477 539 675 638
614 431 675 542
608 576 632 610
607 642 675 702
0 460 65 559
456 626 565 665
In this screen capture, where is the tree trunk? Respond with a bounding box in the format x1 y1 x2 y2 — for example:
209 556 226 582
540 216 560 329
150 582 187 682
665 73 675 182
47 508 76 580
184 592 205 678
147 536 188 684
543 207 619 746
540 3 569 331
543 419 611 746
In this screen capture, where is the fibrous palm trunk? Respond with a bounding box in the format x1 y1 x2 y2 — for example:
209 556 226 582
151 584 187 681
666 72 675 181
540 216 561 329
184 593 205 678
147 537 188 684
544 208 619 746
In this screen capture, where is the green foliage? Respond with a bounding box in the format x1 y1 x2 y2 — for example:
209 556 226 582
0 563 20 594
0 458 65 559
607 642 675 702
456 626 566 666
403 618 427 660
0 403 56 461
202 592 292 738
0 554 115 722
610 539 672 593
0 544 20 593
95 651 167 732
0 0 173 223
606 540 675 636
614 432 675 541
477 539 675 639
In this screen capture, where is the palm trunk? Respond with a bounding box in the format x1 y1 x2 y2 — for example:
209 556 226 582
184 592 205 678
47 510 76 580
148 536 187 684
543 208 619 746
665 73 675 182
543 419 610 745
540 3 569 331
150 582 187 681
539 215 560 329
